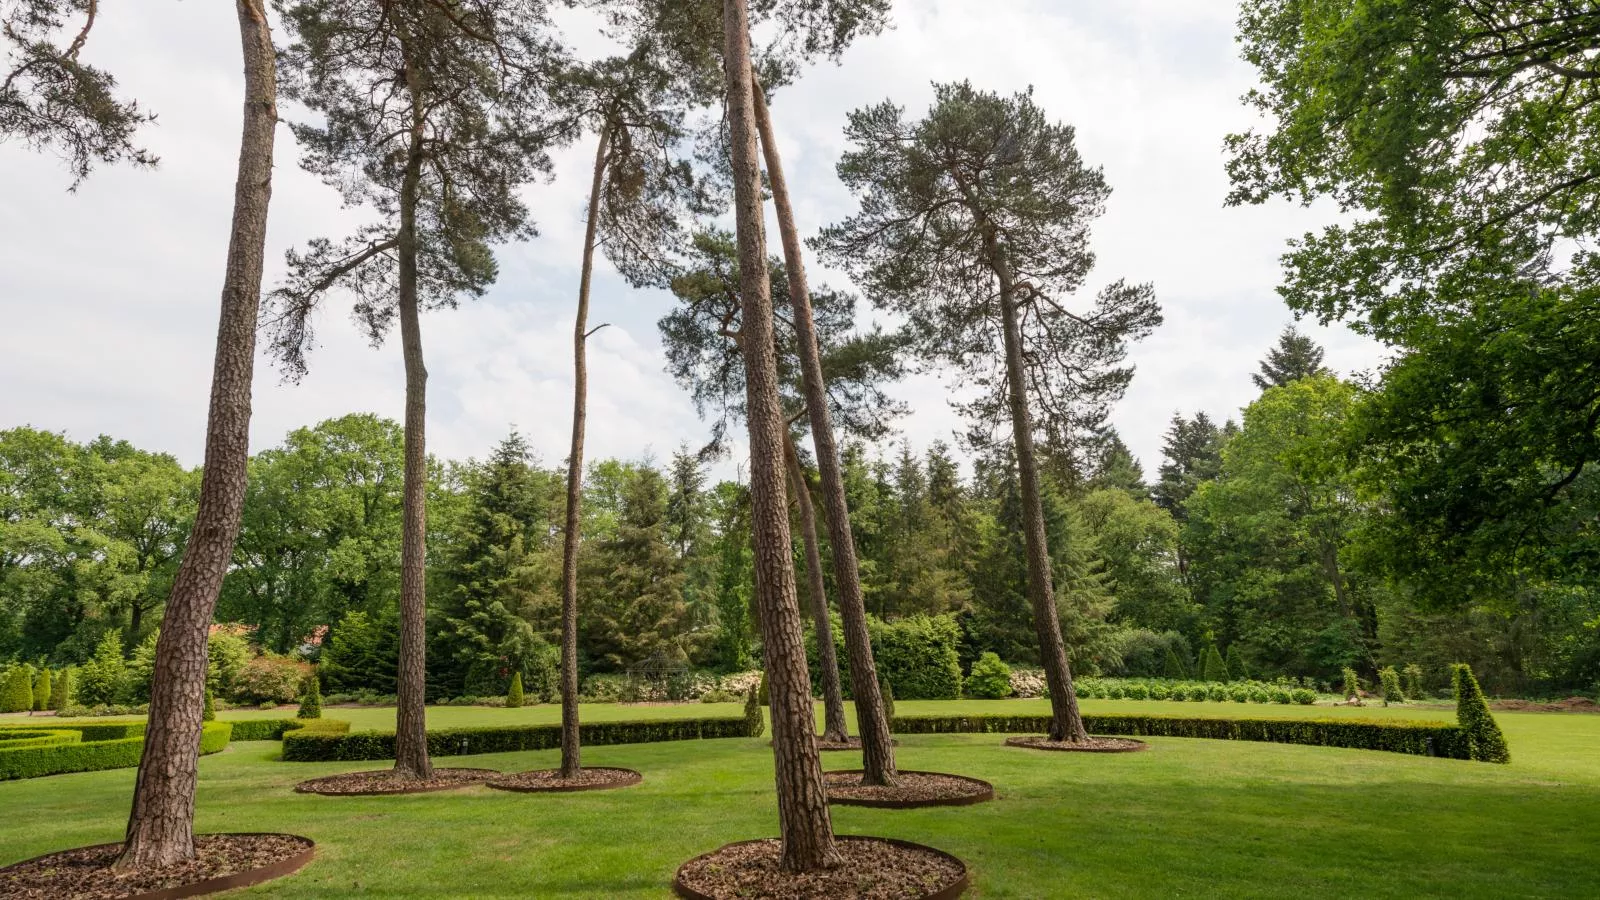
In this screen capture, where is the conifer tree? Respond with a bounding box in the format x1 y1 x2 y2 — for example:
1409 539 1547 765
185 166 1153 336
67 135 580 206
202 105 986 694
33 668 50 712
506 671 525 709
0 666 32 713
1226 646 1250 682
265 0 569 780
820 83 1159 743
1163 646 1188 680
1252 326 1328 390
296 673 322 719
1452 663 1509 763
50 668 71 710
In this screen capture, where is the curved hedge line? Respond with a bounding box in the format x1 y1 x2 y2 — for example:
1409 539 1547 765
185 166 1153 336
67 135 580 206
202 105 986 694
226 717 351 742
0 721 231 780
0 728 82 751
283 716 751 762
892 713 1486 760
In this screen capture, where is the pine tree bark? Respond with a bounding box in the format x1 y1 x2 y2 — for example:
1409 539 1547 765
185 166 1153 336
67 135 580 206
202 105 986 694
560 125 612 779
988 231 1088 744
723 0 837 873
392 51 433 781
784 439 849 745
752 75 897 785
115 0 276 869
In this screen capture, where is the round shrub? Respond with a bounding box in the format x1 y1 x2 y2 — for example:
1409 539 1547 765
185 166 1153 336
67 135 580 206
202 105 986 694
1148 684 1170 700
964 652 1013 699
233 655 310 705
1228 684 1252 703
1291 688 1316 705
1105 684 1125 700
1205 684 1228 702
1249 686 1270 703
1124 682 1149 700
1271 687 1292 704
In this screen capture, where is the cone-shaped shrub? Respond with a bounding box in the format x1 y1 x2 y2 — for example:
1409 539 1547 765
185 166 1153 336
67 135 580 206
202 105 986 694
506 671 525 709
1403 663 1425 700
1163 646 1188 679
50 668 71 710
1203 645 1228 682
756 669 769 706
1226 646 1250 682
743 685 765 738
33 668 50 712
203 688 216 722
1 667 33 713
879 672 896 723
297 672 323 719
1341 667 1361 700
1453 663 1510 763
1379 666 1404 706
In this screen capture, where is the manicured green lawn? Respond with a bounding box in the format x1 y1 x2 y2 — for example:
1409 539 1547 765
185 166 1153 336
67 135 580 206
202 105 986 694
4 702 1596 897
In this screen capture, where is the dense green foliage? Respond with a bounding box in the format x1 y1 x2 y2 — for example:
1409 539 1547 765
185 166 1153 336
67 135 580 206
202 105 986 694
1380 667 1404 706
0 721 230 780
297 673 322 719
0 666 32 713
506 672 524 709
965 652 1013 699
743 687 764 739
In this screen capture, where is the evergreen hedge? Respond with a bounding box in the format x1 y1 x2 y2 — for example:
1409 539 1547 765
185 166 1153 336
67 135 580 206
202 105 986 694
49 668 71 710
868 614 964 699
298 674 322 719
282 716 754 762
1379 666 1405 706
0 729 81 751
225 717 351 742
506 671 524 709
1 667 34 713
890 712 1482 760
0 721 230 780
33 669 51 711
1452 664 1510 764
1202 645 1229 682
743 687 764 738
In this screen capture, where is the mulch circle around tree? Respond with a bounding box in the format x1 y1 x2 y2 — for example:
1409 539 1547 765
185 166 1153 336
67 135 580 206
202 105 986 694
823 770 994 808
0 833 314 900
674 836 968 900
1004 735 1149 753
293 767 498 796
486 767 642 793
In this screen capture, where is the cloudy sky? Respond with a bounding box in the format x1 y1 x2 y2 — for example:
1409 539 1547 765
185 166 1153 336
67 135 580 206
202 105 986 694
0 0 1380 481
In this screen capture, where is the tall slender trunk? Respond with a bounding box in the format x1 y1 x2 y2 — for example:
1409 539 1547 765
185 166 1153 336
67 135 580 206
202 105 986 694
784 439 849 745
722 0 837 873
988 233 1087 744
560 125 611 779
115 0 276 869
752 76 896 785
392 53 432 781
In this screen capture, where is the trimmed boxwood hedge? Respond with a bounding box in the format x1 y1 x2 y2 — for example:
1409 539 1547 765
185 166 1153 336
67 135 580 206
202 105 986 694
283 716 752 762
0 728 82 751
0 721 231 780
891 713 1481 760
226 717 351 742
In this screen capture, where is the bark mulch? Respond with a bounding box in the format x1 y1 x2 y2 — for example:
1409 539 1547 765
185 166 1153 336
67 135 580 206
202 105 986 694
1004 735 1148 753
0 833 313 900
293 767 498 796
486 767 642 793
674 836 967 900
824 770 994 808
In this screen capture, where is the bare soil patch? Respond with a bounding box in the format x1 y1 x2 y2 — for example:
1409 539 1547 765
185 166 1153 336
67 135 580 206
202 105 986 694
1004 735 1148 753
293 767 496 795
0 833 313 900
486 767 642 793
1491 697 1600 713
824 770 993 808
674 836 967 900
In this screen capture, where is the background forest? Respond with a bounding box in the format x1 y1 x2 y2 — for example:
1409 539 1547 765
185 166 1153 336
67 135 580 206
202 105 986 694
4 329 1593 704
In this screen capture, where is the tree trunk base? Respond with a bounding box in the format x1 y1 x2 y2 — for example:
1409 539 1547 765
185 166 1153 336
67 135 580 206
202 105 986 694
0 834 313 899
675 836 967 899
486 767 641 793
1004 735 1149 753
822 770 992 808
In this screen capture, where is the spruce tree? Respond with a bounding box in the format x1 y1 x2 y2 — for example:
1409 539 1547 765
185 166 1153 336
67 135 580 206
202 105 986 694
581 467 690 668
266 0 569 781
820 83 1160 744
1252 327 1328 390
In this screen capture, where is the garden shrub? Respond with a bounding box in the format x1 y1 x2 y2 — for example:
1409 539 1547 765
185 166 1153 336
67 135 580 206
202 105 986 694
744 687 764 739
0 721 230 780
579 673 630 703
76 631 129 706
1227 684 1251 703
1341 667 1361 700
1148 683 1170 700
1163 646 1188 679
506 672 524 709
1270 687 1292 704
869 614 963 699
879 674 895 722
33 669 50 712
893 712 1473 759
1403 663 1426 700
756 671 769 706
233 655 310 705
1 667 33 713
0 728 80 750
1248 686 1270 703
700 689 740 703
1124 682 1149 701
203 690 215 722
1453 664 1510 764
1202 645 1229 682
1106 683 1125 699
50 668 71 710
1206 683 1228 702
297 673 322 719
1291 688 1316 705
224 717 350 742
283 716 754 762
1379 667 1404 706
965 652 1013 699
320 610 399 695
1226 646 1250 681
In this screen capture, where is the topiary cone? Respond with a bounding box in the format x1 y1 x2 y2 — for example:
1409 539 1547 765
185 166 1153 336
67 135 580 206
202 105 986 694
506 671 525 709
1453 663 1509 763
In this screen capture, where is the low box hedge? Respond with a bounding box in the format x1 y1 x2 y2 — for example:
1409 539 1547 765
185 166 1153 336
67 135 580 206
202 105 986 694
0 728 82 751
891 713 1477 760
0 721 231 780
226 717 351 742
283 716 751 762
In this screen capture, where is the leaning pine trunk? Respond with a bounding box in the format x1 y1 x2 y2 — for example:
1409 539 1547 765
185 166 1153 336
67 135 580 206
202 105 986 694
989 232 1088 744
723 0 838 873
752 74 897 786
785 439 850 745
115 0 277 870
560 125 612 779
392 55 433 781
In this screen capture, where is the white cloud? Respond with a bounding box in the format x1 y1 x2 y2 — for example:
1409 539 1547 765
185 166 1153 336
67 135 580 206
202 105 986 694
0 0 1380 483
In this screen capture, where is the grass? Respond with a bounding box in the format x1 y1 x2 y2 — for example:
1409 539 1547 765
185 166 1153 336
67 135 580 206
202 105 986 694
3 700 1596 897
